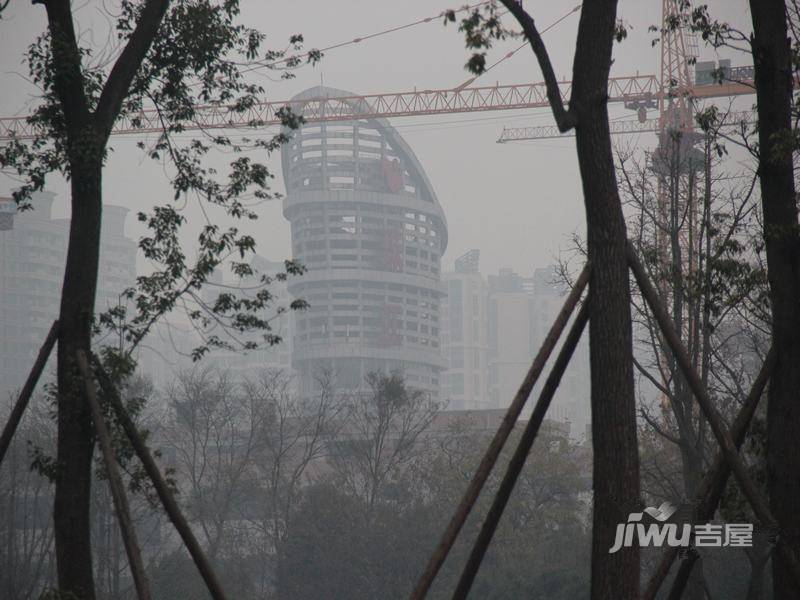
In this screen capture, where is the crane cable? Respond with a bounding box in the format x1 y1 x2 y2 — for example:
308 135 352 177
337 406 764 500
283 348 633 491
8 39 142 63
454 4 582 91
259 2 582 88
252 0 497 73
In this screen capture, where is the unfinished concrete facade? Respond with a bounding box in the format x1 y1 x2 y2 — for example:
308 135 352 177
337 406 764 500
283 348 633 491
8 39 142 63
282 86 448 399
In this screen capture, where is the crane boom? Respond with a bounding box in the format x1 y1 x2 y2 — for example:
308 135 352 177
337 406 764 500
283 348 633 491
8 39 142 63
498 66 758 142
497 109 756 142
0 73 753 142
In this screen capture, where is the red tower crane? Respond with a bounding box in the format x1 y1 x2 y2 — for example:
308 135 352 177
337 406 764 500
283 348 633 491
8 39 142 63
0 1 759 416
0 0 757 145
497 0 754 143
0 72 753 142
0 0 755 145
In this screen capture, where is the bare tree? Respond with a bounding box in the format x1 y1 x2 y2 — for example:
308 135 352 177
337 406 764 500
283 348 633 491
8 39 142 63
163 367 267 562
619 119 770 596
243 369 344 596
676 3 800 594
329 371 440 512
158 367 344 597
620 132 767 480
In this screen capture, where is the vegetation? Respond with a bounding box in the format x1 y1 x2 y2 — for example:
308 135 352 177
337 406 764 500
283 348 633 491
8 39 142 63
1 370 591 600
0 2 316 597
1 1 799 599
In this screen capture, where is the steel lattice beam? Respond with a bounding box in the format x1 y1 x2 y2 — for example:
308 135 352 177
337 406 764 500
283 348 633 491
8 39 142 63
0 74 754 142
497 109 756 142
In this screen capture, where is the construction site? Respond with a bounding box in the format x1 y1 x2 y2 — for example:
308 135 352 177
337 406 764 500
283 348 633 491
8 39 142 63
1 1 799 599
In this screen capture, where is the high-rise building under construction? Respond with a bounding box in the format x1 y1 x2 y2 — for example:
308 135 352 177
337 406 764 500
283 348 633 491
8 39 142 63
281 86 448 399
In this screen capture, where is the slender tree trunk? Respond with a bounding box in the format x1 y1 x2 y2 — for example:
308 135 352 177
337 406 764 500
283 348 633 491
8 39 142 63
749 3 800 597
745 541 771 600
571 2 641 597
54 155 103 600
680 427 705 600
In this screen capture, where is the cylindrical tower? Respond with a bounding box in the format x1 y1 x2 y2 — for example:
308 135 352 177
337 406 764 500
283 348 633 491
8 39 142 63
282 86 448 398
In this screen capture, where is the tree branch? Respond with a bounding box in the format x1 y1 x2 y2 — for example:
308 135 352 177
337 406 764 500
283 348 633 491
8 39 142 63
499 0 577 132
633 355 672 399
640 406 681 446
94 0 170 140
42 0 91 136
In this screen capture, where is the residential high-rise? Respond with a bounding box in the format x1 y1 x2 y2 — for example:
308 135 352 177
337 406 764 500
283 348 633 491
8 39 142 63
441 250 489 410
487 265 590 436
487 268 536 408
281 86 448 399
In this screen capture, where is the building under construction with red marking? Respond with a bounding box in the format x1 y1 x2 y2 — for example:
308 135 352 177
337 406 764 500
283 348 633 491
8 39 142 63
282 86 448 399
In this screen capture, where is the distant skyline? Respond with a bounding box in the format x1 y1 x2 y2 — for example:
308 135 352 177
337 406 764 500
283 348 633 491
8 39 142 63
0 1 754 277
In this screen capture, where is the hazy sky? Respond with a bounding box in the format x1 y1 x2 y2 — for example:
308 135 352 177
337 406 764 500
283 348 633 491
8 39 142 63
0 1 754 276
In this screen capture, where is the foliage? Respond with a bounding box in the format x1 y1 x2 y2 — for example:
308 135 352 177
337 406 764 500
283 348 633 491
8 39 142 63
329 371 442 508
120 369 592 599
281 412 590 600
443 2 514 75
0 0 317 362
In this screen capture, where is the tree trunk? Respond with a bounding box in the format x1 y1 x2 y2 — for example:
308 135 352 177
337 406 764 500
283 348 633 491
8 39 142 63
571 3 641 598
37 1 175 597
54 155 103 600
745 542 771 600
749 3 800 597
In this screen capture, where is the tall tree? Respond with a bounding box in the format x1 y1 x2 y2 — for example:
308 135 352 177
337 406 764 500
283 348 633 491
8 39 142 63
165 367 264 562
246 369 343 596
0 2 315 597
282 411 590 600
620 125 769 598
449 2 640 596
748 2 800 596
329 371 440 512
